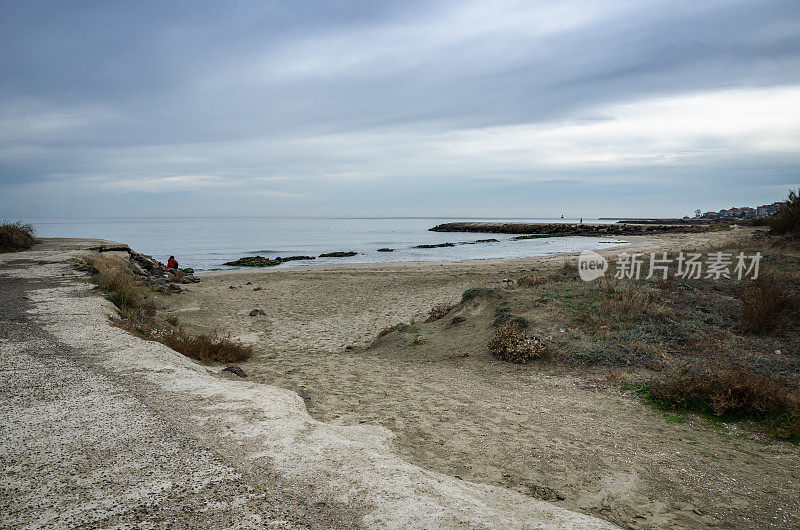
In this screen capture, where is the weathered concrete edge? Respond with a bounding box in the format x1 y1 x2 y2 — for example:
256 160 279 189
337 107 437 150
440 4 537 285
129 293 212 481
4 244 616 529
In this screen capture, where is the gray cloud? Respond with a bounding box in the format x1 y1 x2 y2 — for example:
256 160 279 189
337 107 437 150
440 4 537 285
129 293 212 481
1 0 799 218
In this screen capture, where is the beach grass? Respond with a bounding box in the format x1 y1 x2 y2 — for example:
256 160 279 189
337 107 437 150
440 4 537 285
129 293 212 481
369 232 800 442
87 254 253 364
0 221 37 252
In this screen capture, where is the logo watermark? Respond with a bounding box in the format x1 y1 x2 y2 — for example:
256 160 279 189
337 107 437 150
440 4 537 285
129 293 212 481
578 250 608 281
578 251 761 281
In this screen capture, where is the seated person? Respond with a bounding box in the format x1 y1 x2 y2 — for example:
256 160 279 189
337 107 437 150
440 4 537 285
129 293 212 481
167 256 179 269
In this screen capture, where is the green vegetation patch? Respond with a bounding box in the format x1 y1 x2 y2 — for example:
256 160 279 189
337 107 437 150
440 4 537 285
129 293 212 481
461 287 493 303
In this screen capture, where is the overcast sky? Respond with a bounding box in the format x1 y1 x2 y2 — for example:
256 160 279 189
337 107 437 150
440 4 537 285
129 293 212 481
1 0 799 218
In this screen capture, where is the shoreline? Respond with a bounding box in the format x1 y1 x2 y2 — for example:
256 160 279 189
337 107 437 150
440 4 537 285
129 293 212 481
195 228 747 278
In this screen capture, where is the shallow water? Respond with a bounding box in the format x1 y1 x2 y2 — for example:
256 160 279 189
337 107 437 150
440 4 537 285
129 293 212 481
27 217 628 271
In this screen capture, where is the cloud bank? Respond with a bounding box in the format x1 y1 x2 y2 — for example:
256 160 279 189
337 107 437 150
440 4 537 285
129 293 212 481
1 0 799 217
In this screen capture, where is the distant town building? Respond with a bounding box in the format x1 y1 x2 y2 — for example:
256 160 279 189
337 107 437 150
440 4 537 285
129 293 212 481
699 200 784 220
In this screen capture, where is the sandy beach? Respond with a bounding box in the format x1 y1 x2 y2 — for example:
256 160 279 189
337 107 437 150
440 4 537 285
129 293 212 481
155 226 800 528
1 238 616 528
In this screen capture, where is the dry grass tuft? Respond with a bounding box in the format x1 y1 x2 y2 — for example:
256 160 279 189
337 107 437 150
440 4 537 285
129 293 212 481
91 255 156 320
517 275 549 288
88 254 252 364
489 320 548 364
169 269 186 283
426 302 452 322
597 279 657 319
648 361 799 442
0 221 37 252
153 328 254 364
739 275 792 333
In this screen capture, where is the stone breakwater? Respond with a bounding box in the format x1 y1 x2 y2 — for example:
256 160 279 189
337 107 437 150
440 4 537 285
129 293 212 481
429 222 728 236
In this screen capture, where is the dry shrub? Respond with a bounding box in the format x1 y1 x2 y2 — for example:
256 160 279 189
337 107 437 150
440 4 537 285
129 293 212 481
768 189 800 235
426 302 452 322
154 328 253 364
0 221 37 252
517 275 548 287
91 255 155 320
739 275 792 333
649 361 799 441
489 320 547 363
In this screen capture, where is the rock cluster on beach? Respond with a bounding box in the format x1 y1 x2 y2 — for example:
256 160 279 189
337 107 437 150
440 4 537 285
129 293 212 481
225 252 362 267
429 222 730 236
89 244 200 285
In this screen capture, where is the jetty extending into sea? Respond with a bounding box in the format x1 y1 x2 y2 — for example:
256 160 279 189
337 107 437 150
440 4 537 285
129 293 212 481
429 221 728 236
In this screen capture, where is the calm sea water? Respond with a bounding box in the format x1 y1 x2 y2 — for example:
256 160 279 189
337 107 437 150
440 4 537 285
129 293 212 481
27 217 628 271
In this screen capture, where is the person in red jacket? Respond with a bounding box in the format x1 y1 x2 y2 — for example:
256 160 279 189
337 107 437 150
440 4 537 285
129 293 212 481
167 256 179 269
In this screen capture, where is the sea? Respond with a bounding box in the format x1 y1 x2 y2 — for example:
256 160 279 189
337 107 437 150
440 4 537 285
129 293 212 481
26 217 629 271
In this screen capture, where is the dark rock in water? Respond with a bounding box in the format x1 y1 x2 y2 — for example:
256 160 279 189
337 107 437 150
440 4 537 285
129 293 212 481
253 286 262 291
319 251 357 258
222 364 246 378
415 242 455 249
458 238 500 245
246 281 252 285
225 255 315 267
377 248 394 252
249 309 265 316
512 234 567 240
345 345 355 351
296 386 311 400
224 256 281 267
